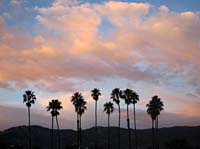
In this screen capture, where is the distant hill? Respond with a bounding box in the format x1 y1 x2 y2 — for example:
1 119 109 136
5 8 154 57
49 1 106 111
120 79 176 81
0 125 200 149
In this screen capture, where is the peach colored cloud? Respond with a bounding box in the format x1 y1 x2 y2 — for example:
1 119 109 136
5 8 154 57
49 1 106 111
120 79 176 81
0 1 200 98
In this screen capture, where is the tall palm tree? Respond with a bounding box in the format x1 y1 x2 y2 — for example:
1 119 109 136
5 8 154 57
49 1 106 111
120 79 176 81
146 95 164 149
154 96 164 149
131 91 139 149
46 99 63 149
77 98 87 149
120 89 133 149
91 88 101 148
71 92 81 148
104 101 114 149
71 92 87 149
23 90 36 149
110 88 121 149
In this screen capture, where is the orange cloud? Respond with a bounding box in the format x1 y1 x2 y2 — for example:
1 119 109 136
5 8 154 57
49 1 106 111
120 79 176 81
0 1 200 96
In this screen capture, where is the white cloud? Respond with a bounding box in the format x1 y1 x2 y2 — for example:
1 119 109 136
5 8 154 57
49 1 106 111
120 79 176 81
9 0 25 6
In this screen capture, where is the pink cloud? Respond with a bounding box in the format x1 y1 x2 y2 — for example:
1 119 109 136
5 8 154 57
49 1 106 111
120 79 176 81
0 1 199 97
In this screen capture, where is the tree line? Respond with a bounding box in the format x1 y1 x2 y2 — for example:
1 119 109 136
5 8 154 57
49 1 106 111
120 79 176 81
23 88 164 149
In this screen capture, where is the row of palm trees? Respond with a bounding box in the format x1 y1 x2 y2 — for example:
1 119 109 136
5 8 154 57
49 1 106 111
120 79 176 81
23 88 164 149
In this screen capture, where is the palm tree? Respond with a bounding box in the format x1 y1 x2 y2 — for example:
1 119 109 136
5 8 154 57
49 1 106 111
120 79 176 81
120 89 133 149
110 88 121 149
104 101 114 149
154 96 164 149
23 90 36 149
131 91 139 149
78 101 87 148
146 100 156 149
71 92 80 147
46 99 63 149
77 98 87 149
71 92 81 148
146 95 164 149
71 92 87 149
91 88 101 148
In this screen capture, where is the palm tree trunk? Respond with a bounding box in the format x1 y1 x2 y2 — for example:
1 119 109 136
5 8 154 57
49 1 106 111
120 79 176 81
51 116 54 149
56 116 61 149
77 113 80 149
133 104 138 149
108 114 110 149
80 115 82 149
156 117 159 149
95 101 97 149
152 119 155 149
118 104 121 149
28 107 31 149
127 104 131 149
155 117 157 149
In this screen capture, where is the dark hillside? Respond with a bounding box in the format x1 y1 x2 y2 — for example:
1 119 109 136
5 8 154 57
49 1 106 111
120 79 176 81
0 125 199 149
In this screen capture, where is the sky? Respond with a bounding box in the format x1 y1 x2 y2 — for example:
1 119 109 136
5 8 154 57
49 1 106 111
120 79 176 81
0 0 200 131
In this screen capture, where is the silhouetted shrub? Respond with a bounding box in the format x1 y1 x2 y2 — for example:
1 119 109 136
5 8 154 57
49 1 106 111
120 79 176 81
165 139 192 149
65 144 76 149
32 145 41 149
9 145 24 149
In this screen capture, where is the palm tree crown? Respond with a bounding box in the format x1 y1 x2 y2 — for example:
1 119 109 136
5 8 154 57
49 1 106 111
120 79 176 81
111 88 120 105
71 92 86 113
71 92 87 115
23 90 36 107
91 88 101 101
46 99 63 117
120 88 134 105
146 95 164 120
104 101 114 115
131 91 139 104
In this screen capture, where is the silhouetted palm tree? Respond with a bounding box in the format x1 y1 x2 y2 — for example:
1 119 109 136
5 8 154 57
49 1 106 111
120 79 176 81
104 101 114 149
120 89 133 149
46 99 63 149
146 95 164 149
71 92 87 149
111 88 121 149
131 91 139 149
77 97 87 149
23 90 36 149
71 92 81 148
91 88 101 148
155 96 164 149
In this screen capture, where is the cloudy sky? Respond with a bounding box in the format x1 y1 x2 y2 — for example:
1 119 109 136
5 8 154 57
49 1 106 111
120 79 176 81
0 0 200 131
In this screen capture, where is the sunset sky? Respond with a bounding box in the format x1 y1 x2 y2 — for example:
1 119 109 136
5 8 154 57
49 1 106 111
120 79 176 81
0 0 200 131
